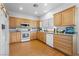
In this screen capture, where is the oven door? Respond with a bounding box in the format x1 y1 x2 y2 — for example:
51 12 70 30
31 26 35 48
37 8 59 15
21 32 30 42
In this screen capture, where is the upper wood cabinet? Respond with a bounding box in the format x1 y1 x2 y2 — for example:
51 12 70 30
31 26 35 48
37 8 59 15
54 6 75 26
30 20 40 28
54 12 62 26
9 17 16 28
62 7 75 26
16 18 30 27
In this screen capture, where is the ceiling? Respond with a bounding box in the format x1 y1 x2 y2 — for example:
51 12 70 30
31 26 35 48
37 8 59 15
4 3 63 17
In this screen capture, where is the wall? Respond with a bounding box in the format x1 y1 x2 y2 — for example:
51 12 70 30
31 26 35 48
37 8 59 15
76 4 79 55
0 8 9 55
40 3 76 20
40 3 79 55
9 11 38 20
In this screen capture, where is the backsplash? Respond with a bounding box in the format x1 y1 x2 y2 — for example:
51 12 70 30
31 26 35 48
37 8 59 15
54 26 76 34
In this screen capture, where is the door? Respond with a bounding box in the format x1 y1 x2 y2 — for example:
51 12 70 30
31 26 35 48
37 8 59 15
30 32 37 40
54 12 62 26
0 8 8 55
9 17 16 28
46 34 53 47
62 6 75 26
21 32 30 42
10 32 17 43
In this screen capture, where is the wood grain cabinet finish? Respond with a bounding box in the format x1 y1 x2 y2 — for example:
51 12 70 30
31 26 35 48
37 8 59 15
54 6 75 26
9 16 40 28
62 6 75 26
37 32 46 43
54 35 73 55
10 32 21 43
30 32 37 40
54 12 62 26
30 20 40 28
9 17 16 28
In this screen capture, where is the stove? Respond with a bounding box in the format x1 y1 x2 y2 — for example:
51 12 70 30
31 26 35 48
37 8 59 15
21 31 30 42
18 28 30 42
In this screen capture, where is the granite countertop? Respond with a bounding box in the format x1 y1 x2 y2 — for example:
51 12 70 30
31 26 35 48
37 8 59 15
54 33 76 36
9 28 37 32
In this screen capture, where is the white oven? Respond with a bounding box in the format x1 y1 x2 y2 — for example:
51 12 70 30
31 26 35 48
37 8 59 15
21 31 30 42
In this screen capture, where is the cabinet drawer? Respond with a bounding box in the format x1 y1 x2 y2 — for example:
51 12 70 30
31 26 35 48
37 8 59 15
54 41 73 55
60 38 72 44
54 40 72 48
61 35 72 40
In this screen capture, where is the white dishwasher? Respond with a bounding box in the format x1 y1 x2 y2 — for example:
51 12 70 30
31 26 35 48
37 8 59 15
46 33 53 47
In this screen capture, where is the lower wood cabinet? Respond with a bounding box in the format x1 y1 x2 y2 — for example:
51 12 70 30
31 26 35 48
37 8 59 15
10 32 21 43
54 35 73 55
30 32 37 40
37 32 46 43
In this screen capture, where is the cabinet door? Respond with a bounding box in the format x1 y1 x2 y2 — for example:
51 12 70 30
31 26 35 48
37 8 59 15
54 12 62 26
10 32 17 43
54 35 73 55
9 17 16 28
30 32 37 40
62 7 75 26
16 18 22 27
16 32 21 42
37 32 46 43
10 32 21 43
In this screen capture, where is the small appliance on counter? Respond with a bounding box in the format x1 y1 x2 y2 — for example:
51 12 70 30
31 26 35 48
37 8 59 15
65 27 75 34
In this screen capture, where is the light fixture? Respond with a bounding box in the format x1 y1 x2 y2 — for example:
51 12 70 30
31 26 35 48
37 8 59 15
44 3 48 6
35 11 38 14
19 7 23 11
33 3 39 8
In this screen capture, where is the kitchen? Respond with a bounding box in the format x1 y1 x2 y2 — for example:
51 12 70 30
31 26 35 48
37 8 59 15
0 3 79 56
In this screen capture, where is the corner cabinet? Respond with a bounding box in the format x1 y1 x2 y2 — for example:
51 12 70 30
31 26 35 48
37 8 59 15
62 7 75 26
37 32 46 43
54 6 75 26
30 32 37 40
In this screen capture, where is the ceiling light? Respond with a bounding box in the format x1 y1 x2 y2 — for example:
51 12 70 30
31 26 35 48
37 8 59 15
44 3 48 6
19 7 23 11
33 3 39 7
35 11 38 14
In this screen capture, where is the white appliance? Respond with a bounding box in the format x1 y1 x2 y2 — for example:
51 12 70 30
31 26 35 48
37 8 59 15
46 33 53 47
21 31 30 42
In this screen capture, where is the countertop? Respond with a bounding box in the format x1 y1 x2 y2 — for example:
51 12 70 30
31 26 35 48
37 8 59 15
9 29 37 32
54 33 77 36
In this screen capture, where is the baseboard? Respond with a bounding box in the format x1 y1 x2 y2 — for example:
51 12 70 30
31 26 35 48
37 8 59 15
9 39 37 44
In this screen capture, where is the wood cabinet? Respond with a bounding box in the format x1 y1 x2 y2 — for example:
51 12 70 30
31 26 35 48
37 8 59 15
54 35 73 55
16 32 21 42
9 16 40 29
54 6 75 26
62 7 75 26
30 20 40 28
30 32 37 40
9 17 16 28
16 18 22 27
16 18 30 27
37 32 46 43
54 12 62 26
10 32 21 43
